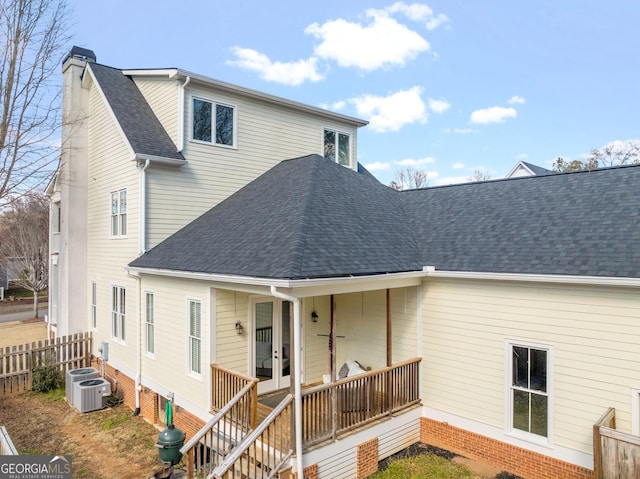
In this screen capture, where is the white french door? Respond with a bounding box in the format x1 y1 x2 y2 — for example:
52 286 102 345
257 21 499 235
252 298 291 394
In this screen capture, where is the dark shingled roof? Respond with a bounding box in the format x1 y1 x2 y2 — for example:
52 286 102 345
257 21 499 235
129 155 422 279
402 166 640 278
89 63 184 161
130 158 640 280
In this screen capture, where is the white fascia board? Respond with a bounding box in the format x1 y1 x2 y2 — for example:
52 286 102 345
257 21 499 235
121 68 179 78
134 153 186 166
163 69 368 128
125 266 424 296
424 268 640 288
84 64 136 159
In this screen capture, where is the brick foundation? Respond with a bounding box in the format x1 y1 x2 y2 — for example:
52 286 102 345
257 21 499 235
301 463 318 479
421 417 594 479
357 437 379 479
90 356 205 441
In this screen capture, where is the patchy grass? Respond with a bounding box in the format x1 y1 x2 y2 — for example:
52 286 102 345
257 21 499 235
0 388 164 478
373 453 482 479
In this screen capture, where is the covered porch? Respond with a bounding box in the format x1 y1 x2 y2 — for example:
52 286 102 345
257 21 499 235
181 280 423 479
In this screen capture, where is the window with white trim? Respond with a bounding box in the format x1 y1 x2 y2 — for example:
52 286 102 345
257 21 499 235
110 189 127 237
192 97 235 147
91 281 97 330
188 300 202 375
508 342 550 438
111 286 125 341
324 129 351 167
145 292 154 355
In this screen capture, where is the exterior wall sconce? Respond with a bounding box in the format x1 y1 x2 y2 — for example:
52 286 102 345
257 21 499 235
235 321 244 335
311 311 319 322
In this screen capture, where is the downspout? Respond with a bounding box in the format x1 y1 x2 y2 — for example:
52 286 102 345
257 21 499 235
128 270 142 416
270 286 303 477
177 76 191 152
138 159 150 255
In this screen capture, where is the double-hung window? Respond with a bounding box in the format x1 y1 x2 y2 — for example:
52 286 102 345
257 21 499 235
145 292 154 356
110 189 127 237
508 342 551 440
192 97 235 147
188 300 202 376
91 282 97 330
111 286 126 342
324 129 351 167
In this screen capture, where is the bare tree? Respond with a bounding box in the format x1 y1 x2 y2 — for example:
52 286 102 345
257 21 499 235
587 140 640 167
552 140 640 173
0 0 71 207
0 193 49 317
389 167 430 190
467 169 491 182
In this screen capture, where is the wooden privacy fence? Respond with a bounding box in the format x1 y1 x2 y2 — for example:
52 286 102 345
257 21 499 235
593 407 640 479
0 333 92 394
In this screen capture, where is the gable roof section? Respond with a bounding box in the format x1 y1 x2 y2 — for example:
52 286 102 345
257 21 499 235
401 166 640 277
129 155 421 279
87 63 184 162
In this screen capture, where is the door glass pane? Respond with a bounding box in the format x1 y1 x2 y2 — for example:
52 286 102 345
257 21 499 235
255 302 273 381
281 301 291 377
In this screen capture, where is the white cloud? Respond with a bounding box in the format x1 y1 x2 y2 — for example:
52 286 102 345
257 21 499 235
350 86 426 132
470 106 517 124
227 47 324 86
427 98 450 114
364 161 392 171
442 128 477 134
507 95 526 105
516 153 528 159
434 175 470 186
396 156 436 167
452 162 465 169
305 8 430 71
385 2 449 30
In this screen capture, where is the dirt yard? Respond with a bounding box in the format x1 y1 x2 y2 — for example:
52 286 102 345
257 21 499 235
0 389 169 478
0 319 48 348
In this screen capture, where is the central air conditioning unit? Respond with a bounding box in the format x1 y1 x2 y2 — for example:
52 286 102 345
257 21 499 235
65 367 99 405
73 378 111 413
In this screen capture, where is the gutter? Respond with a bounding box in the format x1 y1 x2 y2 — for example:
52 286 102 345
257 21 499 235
270 286 303 477
127 271 142 416
138 160 150 255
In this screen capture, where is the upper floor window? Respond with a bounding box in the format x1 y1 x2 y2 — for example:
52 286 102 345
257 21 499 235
508 342 551 440
110 189 127 237
111 285 126 342
324 129 351 167
192 97 235 147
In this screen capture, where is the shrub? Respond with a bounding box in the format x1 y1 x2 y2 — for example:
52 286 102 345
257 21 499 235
32 363 62 392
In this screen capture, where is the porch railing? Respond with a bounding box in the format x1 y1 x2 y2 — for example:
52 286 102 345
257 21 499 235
211 363 258 419
593 407 640 479
180 380 258 479
301 357 421 449
212 393 293 479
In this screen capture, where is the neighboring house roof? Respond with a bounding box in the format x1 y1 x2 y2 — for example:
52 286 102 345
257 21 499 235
130 159 640 279
87 63 185 162
506 160 552 178
129 154 422 279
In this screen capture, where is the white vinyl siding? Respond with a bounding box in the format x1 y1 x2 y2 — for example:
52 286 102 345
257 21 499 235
145 84 360 249
132 78 179 146
188 299 202 376
215 289 249 374
145 292 155 356
421 278 640 456
86 82 138 370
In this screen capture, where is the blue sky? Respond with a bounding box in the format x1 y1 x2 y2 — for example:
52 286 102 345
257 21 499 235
69 1 640 186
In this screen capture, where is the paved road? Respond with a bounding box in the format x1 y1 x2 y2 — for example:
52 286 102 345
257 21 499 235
0 309 46 324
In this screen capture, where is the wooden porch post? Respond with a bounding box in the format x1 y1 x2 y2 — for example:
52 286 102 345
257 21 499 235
386 289 392 367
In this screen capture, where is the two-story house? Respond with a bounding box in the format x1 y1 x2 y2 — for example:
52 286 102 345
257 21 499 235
49 47 640 479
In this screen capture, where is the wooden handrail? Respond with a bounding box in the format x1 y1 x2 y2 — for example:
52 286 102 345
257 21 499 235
212 394 294 479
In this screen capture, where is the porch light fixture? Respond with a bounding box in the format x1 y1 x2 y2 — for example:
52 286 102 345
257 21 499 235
235 321 244 335
311 311 319 322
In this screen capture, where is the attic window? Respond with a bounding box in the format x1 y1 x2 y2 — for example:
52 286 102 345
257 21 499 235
192 97 235 147
324 129 351 167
